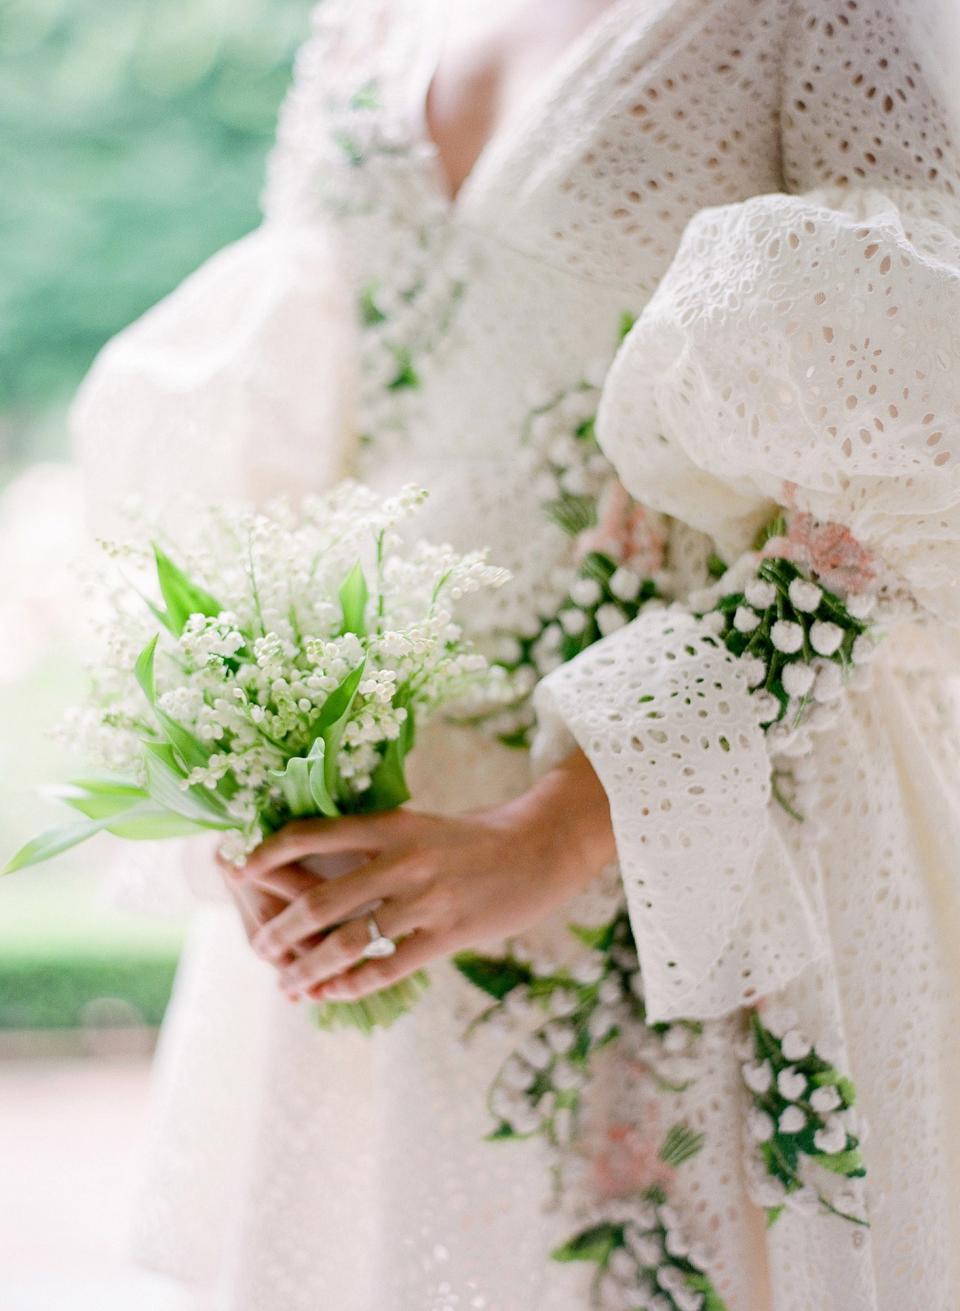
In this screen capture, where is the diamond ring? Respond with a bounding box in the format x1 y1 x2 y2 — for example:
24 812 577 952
361 912 397 960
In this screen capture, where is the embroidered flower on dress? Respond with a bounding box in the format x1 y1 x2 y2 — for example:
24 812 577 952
740 1008 868 1228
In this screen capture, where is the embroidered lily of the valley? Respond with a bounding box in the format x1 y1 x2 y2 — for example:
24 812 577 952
454 328 882 1306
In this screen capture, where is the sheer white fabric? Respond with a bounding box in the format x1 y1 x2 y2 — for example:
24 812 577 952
71 1 960 1308
71 224 356 538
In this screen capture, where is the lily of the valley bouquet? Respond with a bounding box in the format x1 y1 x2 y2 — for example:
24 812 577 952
5 482 507 1031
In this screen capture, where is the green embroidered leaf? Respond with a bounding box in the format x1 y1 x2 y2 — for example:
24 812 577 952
811 1070 858 1106
618 310 637 342
579 551 616 584
551 1222 623 1265
660 1123 706 1167
486 1122 520 1142
707 552 728 579
452 952 533 1000
543 494 596 538
349 79 380 110
387 346 420 390
567 920 617 953
333 130 364 166
812 1148 866 1177
753 513 788 550
765 1205 785 1227
836 1075 857 1106
359 285 386 326
685 1272 730 1311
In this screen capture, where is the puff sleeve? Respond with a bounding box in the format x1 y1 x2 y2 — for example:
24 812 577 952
533 0 960 1023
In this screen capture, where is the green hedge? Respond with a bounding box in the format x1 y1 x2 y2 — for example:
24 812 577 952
0 0 314 457
0 950 179 1029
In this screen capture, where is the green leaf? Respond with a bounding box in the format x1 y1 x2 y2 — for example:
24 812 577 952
307 745 339 818
707 551 728 579
308 662 366 737
349 79 380 111
106 810 211 840
142 742 231 827
153 544 222 636
685 1272 730 1311
568 920 617 953
550 1222 623 1265
812 1148 866 1177
359 284 386 326
311 972 429 1033
62 776 146 798
319 666 368 804
387 346 420 390
362 731 411 812
45 780 148 821
765 1205 785 1227
271 756 315 819
660 1123 706 1167
134 633 160 704
835 1076 857 1106
543 494 596 538
135 634 217 778
486 1122 520 1142
452 952 533 999
338 562 369 637
156 709 213 776
3 816 117 874
333 130 364 166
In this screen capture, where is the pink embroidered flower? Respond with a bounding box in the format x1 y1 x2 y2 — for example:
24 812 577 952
577 481 667 575
763 509 876 597
585 1100 676 1201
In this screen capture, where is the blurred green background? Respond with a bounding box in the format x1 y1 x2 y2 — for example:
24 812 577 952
0 0 314 1034
0 0 314 472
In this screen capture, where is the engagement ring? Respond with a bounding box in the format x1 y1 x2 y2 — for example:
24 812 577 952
361 913 397 960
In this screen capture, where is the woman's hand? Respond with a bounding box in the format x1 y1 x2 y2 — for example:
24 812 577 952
235 749 616 1004
218 860 325 987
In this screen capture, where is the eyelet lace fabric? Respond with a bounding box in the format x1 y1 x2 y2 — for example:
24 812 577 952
69 1 960 1308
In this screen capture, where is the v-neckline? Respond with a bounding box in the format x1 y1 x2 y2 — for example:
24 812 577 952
411 0 635 217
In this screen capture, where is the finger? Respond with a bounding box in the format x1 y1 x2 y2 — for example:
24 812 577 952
279 899 423 993
249 862 322 902
313 932 441 1003
250 852 423 961
229 885 298 968
239 812 422 883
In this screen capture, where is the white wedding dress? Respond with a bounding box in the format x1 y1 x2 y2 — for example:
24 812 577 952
71 1 960 1308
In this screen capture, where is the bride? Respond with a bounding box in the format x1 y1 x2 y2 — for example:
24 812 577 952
71 0 960 1307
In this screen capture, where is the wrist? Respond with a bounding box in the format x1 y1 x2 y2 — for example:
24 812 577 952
517 748 617 890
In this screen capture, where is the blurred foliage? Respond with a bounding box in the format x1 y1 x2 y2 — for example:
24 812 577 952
0 954 178 1028
0 0 315 461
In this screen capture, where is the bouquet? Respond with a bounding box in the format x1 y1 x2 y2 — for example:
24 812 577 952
4 482 507 1031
